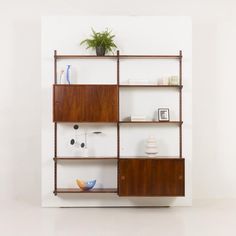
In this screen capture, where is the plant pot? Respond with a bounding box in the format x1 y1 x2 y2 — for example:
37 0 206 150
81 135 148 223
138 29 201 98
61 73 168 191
96 46 106 56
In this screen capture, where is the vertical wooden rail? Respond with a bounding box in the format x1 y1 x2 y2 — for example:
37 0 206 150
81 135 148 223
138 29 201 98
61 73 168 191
54 50 58 195
117 50 120 192
179 50 183 158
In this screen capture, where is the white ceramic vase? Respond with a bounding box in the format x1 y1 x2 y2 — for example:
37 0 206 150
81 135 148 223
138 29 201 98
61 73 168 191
145 136 158 157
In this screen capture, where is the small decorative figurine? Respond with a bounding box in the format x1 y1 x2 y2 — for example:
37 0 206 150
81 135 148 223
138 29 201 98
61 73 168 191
70 124 103 157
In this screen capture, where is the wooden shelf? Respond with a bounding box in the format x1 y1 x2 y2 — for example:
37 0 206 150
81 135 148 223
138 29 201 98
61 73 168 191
119 85 182 88
56 55 117 59
119 121 183 125
119 55 180 59
55 188 117 193
54 84 117 86
54 157 117 161
55 54 180 59
53 84 182 88
54 156 182 160
120 156 183 160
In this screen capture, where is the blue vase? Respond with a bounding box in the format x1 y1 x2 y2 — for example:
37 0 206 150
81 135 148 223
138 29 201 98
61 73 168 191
66 65 71 84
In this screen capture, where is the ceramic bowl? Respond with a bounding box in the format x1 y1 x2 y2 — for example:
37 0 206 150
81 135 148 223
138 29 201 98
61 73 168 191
76 179 96 191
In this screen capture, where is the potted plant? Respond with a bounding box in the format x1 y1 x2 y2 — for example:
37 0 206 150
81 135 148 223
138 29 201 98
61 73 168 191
80 28 117 56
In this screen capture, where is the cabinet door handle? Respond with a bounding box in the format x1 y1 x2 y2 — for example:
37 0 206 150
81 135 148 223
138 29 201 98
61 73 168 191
178 175 183 180
121 176 125 180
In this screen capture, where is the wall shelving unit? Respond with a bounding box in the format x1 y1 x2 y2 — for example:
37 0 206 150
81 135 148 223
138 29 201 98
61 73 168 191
53 50 184 196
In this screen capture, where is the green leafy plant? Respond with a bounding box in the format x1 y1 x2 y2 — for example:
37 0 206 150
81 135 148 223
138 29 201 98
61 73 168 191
80 28 117 56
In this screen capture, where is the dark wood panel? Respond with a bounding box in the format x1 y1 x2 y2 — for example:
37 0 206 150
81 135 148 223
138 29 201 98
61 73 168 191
118 159 184 196
53 85 86 122
86 85 118 122
53 85 118 122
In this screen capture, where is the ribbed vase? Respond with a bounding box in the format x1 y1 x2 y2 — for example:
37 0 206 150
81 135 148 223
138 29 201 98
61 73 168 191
145 136 158 157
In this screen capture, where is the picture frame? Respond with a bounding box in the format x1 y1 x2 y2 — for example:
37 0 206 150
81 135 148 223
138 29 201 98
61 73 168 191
158 108 170 121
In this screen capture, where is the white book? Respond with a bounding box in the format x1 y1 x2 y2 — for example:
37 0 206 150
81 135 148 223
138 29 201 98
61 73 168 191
130 115 148 121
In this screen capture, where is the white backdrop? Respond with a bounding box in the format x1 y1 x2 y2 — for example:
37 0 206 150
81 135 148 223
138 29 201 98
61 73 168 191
1 0 236 207
41 16 192 206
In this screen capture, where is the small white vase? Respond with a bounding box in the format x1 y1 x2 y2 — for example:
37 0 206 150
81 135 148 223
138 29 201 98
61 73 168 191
145 136 158 157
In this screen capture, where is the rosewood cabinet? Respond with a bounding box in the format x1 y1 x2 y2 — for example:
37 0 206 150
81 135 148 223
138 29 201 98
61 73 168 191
118 159 184 196
53 85 118 122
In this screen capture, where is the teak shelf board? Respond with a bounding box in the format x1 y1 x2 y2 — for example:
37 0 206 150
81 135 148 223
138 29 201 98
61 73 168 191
56 55 117 59
53 84 117 86
119 85 182 88
54 157 183 161
119 121 183 124
54 84 182 88
119 55 180 59
54 157 118 161
54 121 118 124
55 54 180 59
120 156 183 160
55 188 117 193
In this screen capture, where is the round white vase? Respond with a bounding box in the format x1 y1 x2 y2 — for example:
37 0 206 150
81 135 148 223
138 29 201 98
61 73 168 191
145 136 158 157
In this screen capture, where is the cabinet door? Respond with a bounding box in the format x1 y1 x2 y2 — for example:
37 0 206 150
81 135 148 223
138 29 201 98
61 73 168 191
118 159 184 196
53 85 118 122
86 85 118 122
53 85 86 122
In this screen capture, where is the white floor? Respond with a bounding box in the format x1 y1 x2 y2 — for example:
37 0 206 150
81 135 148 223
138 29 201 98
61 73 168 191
0 199 236 236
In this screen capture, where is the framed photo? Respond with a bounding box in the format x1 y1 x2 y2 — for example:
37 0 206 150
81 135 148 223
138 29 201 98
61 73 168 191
158 108 170 121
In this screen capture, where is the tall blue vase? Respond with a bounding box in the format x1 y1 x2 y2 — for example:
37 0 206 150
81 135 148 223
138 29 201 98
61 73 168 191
66 65 71 84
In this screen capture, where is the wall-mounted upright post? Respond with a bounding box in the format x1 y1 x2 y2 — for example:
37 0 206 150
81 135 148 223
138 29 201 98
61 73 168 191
179 50 183 158
54 50 58 195
117 50 120 192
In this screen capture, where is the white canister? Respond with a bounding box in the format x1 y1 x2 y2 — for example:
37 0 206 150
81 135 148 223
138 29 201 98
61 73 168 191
169 76 179 85
157 77 169 85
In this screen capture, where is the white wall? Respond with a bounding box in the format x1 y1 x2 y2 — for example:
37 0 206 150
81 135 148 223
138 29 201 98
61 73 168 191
1 0 236 205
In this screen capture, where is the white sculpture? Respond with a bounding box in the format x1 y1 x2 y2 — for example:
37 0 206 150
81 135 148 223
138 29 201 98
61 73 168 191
145 135 158 157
